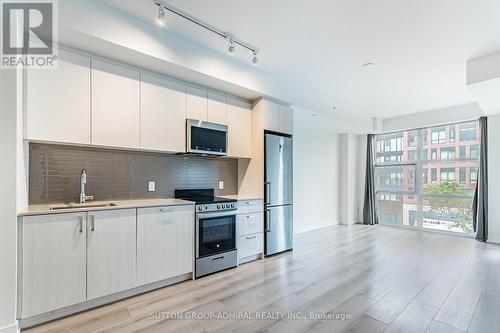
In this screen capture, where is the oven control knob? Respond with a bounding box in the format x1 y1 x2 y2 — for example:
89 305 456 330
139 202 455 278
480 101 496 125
198 206 202 211
217 205 220 209
222 204 226 209
231 204 235 208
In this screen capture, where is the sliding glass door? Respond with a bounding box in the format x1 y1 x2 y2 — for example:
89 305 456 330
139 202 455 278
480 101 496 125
374 121 480 235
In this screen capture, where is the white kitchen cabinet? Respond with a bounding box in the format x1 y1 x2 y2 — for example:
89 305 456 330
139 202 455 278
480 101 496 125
279 105 294 135
207 91 227 125
227 97 252 158
141 74 187 152
262 102 281 132
22 213 87 318
137 205 194 285
26 50 91 144
87 209 137 300
237 233 264 260
262 101 293 134
186 86 208 121
91 59 140 149
236 212 264 237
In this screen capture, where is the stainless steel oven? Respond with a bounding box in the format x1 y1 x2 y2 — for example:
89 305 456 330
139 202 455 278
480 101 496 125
186 119 228 156
195 206 237 278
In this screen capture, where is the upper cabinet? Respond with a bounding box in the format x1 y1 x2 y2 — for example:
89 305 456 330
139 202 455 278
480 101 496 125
186 86 208 121
26 50 91 144
141 74 186 153
91 59 141 149
227 98 252 158
279 105 294 135
207 91 227 125
23 50 255 157
262 101 293 135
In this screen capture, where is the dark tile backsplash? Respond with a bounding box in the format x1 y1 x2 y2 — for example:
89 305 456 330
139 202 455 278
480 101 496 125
29 143 238 204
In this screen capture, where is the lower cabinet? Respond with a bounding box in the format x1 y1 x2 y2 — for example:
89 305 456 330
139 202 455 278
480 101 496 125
20 205 195 322
87 209 137 300
235 200 264 264
21 213 87 318
237 233 264 260
137 205 194 285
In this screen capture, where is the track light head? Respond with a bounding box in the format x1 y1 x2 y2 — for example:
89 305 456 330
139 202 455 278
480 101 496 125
228 40 235 55
155 6 166 27
251 52 258 66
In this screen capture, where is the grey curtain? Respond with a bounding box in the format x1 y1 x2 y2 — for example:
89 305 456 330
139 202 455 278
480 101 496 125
472 117 488 241
363 134 378 225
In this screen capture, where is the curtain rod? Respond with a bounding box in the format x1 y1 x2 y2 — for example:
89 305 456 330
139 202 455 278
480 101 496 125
373 117 482 137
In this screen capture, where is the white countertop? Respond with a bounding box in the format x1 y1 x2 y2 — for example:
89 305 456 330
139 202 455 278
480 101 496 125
19 198 195 217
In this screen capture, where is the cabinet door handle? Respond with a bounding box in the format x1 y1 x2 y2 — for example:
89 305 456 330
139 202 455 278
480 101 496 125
246 235 257 240
78 216 83 233
90 215 95 232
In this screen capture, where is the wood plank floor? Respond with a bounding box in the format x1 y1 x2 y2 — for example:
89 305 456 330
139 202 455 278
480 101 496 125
25 224 500 333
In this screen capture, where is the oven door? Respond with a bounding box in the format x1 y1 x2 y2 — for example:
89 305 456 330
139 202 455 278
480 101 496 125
187 119 228 156
196 210 236 258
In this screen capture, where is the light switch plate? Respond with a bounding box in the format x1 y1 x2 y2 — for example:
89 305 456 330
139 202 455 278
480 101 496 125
148 181 156 192
219 181 224 190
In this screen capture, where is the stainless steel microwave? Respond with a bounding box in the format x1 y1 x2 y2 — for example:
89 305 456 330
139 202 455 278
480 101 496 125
186 119 228 156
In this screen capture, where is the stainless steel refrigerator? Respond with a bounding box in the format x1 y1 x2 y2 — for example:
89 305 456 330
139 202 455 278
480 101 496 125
264 132 293 256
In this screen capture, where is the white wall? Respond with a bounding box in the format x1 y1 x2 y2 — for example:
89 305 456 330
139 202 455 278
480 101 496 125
383 103 484 131
292 106 341 234
488 114 500 243
0 69 18 333
339 133 362 224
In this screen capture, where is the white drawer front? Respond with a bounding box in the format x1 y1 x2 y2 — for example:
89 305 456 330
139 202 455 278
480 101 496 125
237 212 264 237
237 233 263 259
238 199 264 214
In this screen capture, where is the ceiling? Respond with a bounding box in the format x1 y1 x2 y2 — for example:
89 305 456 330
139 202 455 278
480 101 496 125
99 0 500 123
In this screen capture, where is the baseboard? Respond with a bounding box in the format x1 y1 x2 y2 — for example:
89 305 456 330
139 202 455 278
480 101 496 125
294 223 340 235
488 236 500 244
0 323 19 333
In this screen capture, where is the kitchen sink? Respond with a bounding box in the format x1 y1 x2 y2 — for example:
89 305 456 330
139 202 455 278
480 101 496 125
49 202 117 210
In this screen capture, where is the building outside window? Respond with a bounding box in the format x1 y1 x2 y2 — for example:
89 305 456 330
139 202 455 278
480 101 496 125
470 168 478 184
459 168 466 184
460 122 477 141
440 147 456 160
440 168 456 182
459 146 466 158
431 168 437 183
431 149 437 160
470 145 480 159
431 128 446 144
373 120 480 234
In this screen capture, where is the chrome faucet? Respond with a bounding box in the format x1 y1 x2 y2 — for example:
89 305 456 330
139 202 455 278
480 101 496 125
80 169 94 204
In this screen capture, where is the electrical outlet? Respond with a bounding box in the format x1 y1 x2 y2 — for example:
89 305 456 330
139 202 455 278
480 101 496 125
219 181 224 190
148 181 156 192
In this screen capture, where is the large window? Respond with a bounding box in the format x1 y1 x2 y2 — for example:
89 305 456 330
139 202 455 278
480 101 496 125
374 120 480 234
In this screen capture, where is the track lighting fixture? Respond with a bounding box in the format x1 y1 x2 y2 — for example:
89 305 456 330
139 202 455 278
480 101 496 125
228 40 235 55
155 0 166 27
251 52 258 66
154 1 259 65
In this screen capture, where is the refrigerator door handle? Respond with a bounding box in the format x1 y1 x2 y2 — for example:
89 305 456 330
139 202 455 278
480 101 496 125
265 209 271 232
265 182 271 205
